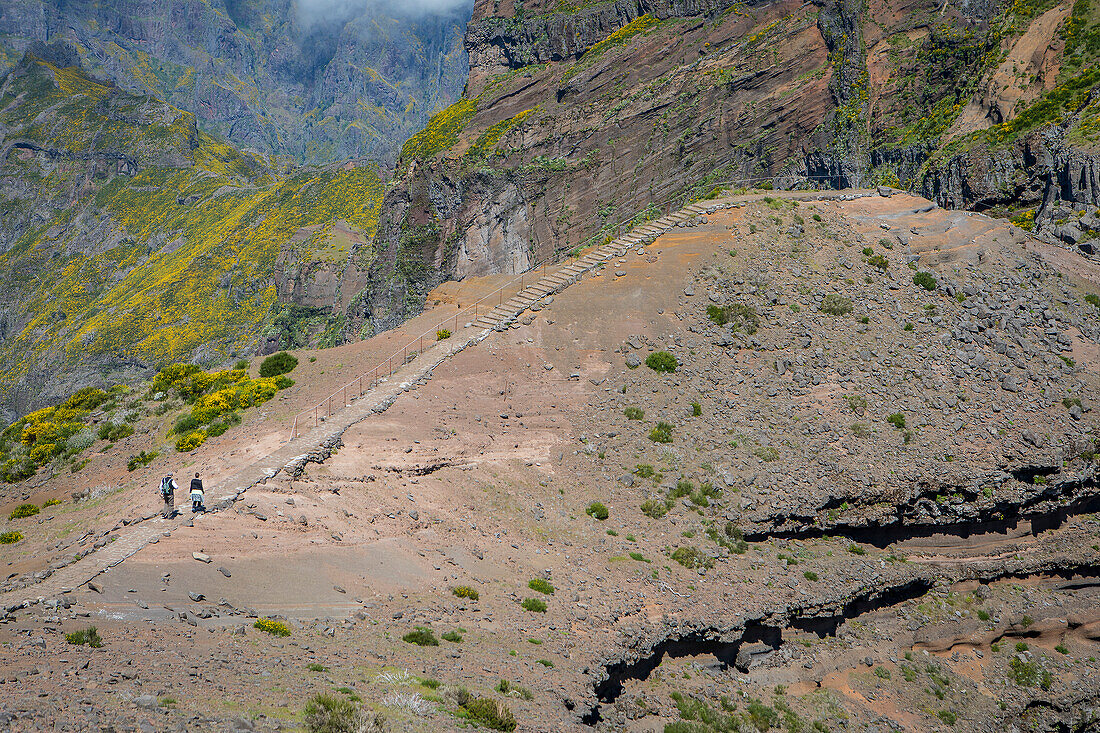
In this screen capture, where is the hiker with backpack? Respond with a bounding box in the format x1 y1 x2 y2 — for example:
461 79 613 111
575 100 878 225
159 473 178 518
190 472 205 513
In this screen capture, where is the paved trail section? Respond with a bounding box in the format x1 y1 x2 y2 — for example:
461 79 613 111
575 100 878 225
0 188 885 610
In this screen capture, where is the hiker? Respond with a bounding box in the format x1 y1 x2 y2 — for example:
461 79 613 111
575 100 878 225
159 474 178 518
190 472 205 513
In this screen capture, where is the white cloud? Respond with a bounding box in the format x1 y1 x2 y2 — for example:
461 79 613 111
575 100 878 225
296 0 472 24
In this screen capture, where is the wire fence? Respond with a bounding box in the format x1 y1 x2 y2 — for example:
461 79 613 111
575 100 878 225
287 173 853 439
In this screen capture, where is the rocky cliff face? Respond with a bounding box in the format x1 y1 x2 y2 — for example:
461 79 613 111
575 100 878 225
333 0 1100 339
0 0 471 164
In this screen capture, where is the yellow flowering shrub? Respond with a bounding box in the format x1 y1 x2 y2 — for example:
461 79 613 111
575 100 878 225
400 98 478 161
175 430 207 452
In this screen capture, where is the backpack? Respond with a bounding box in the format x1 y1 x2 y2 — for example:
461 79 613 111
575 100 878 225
160 476 174 496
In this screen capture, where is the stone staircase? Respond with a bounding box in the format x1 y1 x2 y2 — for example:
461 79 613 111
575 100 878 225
470 202 716 330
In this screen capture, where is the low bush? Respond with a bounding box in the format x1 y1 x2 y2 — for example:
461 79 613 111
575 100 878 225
671 546 714 570
402 627 439 646
0 531 23 544
820 294 853 316
753 446 779 462
624 406 644 420
436 328 451 340
521 597 547 612
706 303 761 334
303 693 358 733
65 626 103 648
175 430 207 452
646 351 678 373
886 412 907 430
528 578 554 595
691 401 702 416
441 630 463 642
847 543 866 555
10 503 39 520
306 663 327 672
913 271 937 291
634 464 656 478
127 450 159 472
1085 293 1100 310
804 571 819 581
586 501 609 520
649 421 674 443
253 618 291 637
641 499 668 518
867 254 889 270
463 695 517 731
259 351 298 378
97 422 134 442
496 679 533 700
452 585 479 601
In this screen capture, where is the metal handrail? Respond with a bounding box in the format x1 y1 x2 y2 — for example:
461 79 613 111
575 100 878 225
287 173 849 439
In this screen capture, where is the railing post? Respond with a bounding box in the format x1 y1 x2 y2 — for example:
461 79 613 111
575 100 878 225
291 415 297 440
343 386 347 407
358 376 362 395
327 396 331 417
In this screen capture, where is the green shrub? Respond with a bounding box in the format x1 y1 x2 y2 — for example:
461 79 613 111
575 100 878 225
436 328 452 340
173 413 201 435
452 585 479 601
753 446 779 462
0 530 23 544
175 430 207 452
886 413 906 430
126 450 159 472
646 351 678 373
421 678 441 689
691 401 702 416
977 609 990 621
441 630 463 642
624 406 644 420
528 578 554 595
306 663 327 672
586 501 609 520
9 503 39 520
938 710 957 726
402 627 439 646
496 679 533 700
536 658 554 667
847 543 866 555
874 666 891 679
804 571 819 581
253 618 291 637
259 352 298 378
913 271 937 291
463 695 517 731
65 627 103 648
641 499 668 518
649 421 674 443
42 498 61 508
867 253 889 270
97 423 134 442
634 464 656 478
706 303 760 334
521 597 547 612
1085 293 1100 310
1055 644 1069 654
629 552 650 562
671 546 713 570
820 293 853 315
303 694 358 733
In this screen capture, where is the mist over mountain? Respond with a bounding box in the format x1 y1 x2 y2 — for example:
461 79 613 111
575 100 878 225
0 0 473 164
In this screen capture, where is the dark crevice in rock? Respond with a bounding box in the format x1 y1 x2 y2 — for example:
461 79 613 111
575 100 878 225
581 562 1100 725
742 474 1098 548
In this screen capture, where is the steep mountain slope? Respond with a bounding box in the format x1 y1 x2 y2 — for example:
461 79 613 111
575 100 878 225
340 0 1100 337
0 47 384 421
0 0 471 163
